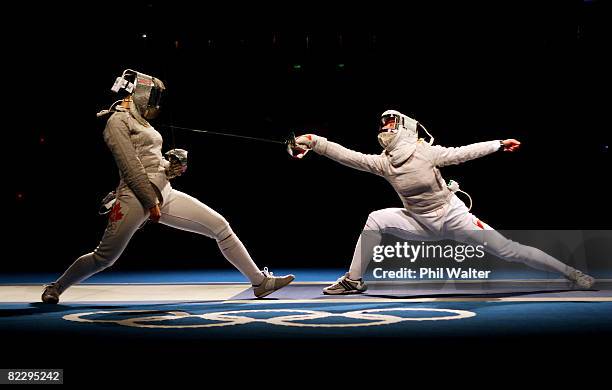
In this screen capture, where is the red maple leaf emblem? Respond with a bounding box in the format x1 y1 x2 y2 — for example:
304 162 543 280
474 219 485 229
109 202 124 223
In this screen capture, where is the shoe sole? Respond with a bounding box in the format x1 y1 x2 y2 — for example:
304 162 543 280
575 282 595 290
322 289 366 295
41 295 59 304
254 275 295 298
567 278 595 290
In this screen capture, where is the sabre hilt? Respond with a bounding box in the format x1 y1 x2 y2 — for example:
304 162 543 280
286 131 311 159
165 148 188 165
285 132 297 148
165 148 188 179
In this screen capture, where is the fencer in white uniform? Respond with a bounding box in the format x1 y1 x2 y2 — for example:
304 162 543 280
292 110 595 294
41 69 293 303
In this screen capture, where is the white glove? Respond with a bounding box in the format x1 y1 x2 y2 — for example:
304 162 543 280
295 134 318 148
287 134 319 159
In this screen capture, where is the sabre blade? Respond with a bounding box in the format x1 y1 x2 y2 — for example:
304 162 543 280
161 124 287 145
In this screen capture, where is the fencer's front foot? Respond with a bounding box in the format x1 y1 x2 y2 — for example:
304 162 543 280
323 273 368 295
566 269 595 289
253 267 295 298
41 283 61 304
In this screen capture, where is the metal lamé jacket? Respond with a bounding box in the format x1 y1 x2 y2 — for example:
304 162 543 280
102 106 171 210
311 131 501 214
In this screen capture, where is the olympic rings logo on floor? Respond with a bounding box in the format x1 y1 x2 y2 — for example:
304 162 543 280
63 307 476 328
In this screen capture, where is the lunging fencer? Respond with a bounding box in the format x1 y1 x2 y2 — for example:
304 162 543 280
41 69 294 303
291 110 595 294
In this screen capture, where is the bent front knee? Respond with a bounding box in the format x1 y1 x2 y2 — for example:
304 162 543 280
212 217 233 242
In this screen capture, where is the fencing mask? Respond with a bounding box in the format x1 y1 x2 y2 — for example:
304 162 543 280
377 110 420 149
111 69 166 120
378 110 435 148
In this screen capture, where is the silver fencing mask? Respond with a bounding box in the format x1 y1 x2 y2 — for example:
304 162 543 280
111 69 166 120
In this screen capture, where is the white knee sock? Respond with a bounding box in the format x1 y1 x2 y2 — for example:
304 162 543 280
217 233 264 285
348 228 382 280
56 252 111 294
504 243 571 276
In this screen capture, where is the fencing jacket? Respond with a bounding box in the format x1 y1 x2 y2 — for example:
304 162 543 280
102 106 170 209
312 132 501 214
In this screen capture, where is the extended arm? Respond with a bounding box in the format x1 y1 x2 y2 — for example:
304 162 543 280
295 134 386 175
429 140 505 167
430 139 520 167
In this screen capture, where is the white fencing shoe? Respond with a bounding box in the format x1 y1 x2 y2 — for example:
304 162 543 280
566 269 595 289
253 268 295 298
323 273 368 295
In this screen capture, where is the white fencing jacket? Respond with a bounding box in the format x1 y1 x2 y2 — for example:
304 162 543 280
102 106 170 209
312 133 501 214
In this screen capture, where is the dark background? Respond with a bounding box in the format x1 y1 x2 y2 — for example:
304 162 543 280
5 1 610 272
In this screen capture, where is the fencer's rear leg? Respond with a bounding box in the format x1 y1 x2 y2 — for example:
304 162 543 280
42 193 147 303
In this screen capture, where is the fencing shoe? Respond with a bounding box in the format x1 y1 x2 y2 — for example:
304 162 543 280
566 269 595 289
323 273 368 295
41 283 61 304
253 267 295 298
